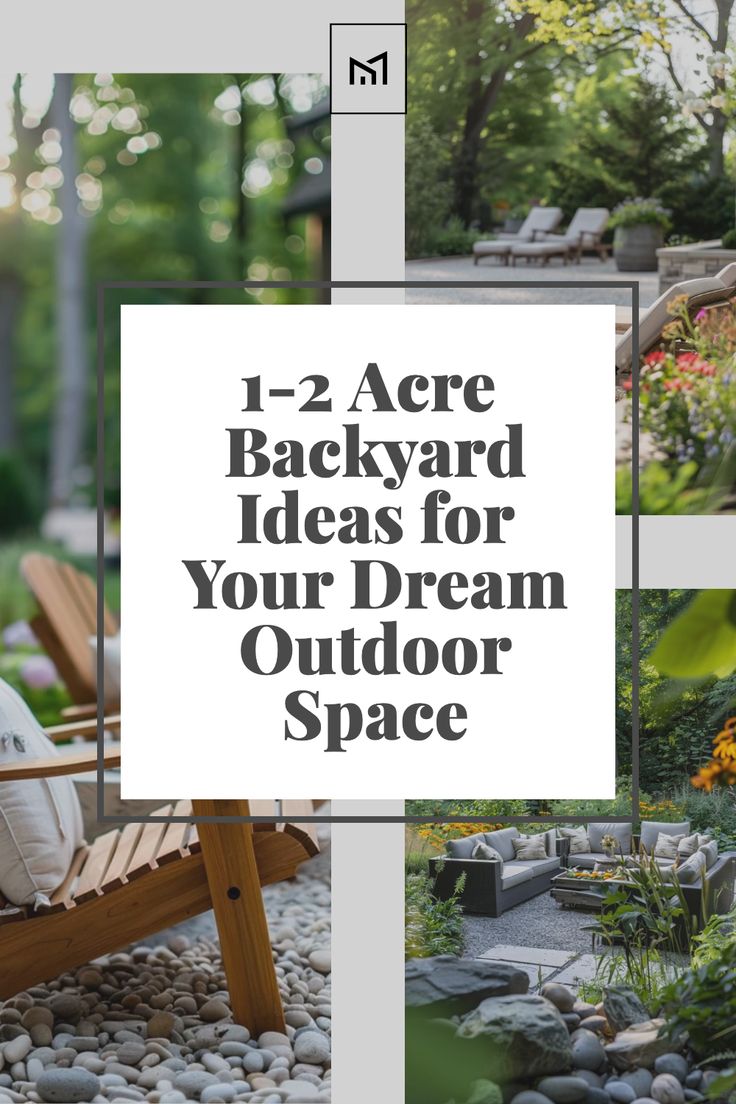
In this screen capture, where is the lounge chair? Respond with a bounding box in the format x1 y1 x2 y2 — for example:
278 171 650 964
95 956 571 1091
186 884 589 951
616 261 736 371
510 208 610 265
22 552 118 720
473 207 563 265
0 721 319 1034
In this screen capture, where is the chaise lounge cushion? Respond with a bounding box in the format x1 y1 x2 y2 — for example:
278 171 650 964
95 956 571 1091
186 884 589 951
588 822 632 855
640 820 690 854
0 678 84 908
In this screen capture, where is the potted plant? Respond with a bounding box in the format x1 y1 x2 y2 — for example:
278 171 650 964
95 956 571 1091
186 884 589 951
601 832 619 859
611 197 672 271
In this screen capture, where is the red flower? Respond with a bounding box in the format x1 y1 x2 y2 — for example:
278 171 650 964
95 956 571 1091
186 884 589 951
622 380 633 391
644 351 666 365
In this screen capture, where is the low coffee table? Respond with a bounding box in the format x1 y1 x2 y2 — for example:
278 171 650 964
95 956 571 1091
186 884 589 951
550 867 625 911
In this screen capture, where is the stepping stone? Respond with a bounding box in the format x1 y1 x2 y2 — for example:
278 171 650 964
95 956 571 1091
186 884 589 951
550 955 599 986
479 945 572 968
476 959 557 987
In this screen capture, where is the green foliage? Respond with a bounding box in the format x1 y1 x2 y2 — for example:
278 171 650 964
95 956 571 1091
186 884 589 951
405 868 465 959
722 228 736 250
425 216 482 256
405 113 453 257
691 904 736 968
609 197 671 231
616 462 723 516
672 785 736 850
661 941 736 1059
651 591 736 680
0 454 40 538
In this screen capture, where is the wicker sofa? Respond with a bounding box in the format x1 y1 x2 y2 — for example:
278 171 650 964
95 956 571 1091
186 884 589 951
429 826 566 917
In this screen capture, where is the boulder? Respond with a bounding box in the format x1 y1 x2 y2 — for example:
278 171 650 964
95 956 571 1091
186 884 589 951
605 1020 683 1072
458 995 573 1081
406 956 529 1018
603 988 650 1034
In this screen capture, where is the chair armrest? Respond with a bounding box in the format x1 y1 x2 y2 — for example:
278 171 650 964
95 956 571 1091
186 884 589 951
0 746 121 781
46 714 121 743
61 703 98 721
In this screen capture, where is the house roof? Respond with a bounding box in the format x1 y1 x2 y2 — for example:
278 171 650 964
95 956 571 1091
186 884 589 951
283 156 331 217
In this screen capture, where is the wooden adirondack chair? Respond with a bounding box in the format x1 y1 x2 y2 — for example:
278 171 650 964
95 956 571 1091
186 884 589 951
0 733 319 1036
21 552 116 719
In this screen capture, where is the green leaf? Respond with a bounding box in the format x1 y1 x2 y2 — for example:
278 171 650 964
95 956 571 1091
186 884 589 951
650 590 736 679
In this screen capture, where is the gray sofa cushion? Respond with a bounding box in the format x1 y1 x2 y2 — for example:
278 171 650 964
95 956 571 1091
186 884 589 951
484 827 520 862
588 822 632 855
446 835 480 859
569 852 608 870
520 856 560 877
544 828 557 857
675 850 706 884
640 820 690 853
501 863 534 888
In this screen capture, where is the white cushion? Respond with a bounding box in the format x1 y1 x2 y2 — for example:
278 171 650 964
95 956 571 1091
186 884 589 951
0 678 84 907
89 632 121 706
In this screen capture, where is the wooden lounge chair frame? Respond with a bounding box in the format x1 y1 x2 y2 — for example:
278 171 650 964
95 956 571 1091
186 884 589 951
0 732 319 1036
21 552 117 719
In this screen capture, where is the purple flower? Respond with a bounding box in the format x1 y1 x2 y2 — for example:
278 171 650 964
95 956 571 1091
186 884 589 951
695 309 707 321
2 620 38 650
20 655 58 690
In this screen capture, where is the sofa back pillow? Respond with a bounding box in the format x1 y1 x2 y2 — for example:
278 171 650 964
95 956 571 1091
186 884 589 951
0 677 84 907
472 840 503 863
560 826 590 854
512 833 547 860
88 632 121 707
446 835 480 859
640 820 690 853
483 827 520 862
699 840 718 870
544 828 557 858
676 849 707 884
588 822 632 855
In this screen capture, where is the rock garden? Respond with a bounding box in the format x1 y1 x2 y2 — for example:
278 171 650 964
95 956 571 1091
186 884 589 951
405 956 735 1104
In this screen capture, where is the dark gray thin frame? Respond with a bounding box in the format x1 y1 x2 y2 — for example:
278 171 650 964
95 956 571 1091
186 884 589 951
97 278 639 824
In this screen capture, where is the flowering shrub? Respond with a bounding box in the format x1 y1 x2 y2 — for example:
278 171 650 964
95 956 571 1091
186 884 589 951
626 298 736 479
414 821 504 852
610 197 671 231
692 717 736 791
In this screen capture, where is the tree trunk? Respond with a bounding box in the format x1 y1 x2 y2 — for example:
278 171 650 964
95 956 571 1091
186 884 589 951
0 273 21 451
49 73 89 507
707 112 726 179
452 9 535 224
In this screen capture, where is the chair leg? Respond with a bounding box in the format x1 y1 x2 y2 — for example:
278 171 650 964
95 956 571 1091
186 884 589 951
193 799 286 1035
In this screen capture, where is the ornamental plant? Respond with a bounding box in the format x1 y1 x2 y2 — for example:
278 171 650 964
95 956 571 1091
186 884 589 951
661 940 736 1058
625 297 736 478
609 197 672 232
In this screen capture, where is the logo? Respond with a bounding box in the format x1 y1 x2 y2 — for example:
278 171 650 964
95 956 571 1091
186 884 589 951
330 24 407 115
349 51 388 87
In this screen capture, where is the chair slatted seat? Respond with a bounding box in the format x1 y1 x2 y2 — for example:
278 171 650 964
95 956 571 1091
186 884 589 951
0 745 321 1035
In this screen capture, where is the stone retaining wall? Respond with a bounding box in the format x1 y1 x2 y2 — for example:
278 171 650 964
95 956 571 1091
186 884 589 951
657 239 736 293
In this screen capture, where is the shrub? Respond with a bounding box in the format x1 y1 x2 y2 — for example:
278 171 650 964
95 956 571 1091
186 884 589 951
661 940 736 1058
610 197 672 231
425 216 481 257
405 115 453 258
615 461 723 516
0 453 40 538
405 868 465 959
721 228 736 250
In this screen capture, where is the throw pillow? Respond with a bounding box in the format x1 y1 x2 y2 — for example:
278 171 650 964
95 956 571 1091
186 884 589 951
654 832 685 860
699 840 718 870
560 826 590 855
676 850 707 884
472 840 503 862
677 832 701 858
0 677 84 907
512 833 548 860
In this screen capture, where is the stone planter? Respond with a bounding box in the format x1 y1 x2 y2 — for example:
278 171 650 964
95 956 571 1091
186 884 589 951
614 224 664 271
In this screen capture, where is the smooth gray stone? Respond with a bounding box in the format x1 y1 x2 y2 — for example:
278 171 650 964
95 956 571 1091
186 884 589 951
650 1073 685 1104
621 1071 653 1097
585 1089 611 1104
654 1056 689 1084
571 1033 606 1072
36 1067 101 1103
607 1081 636 1103
510 1093 553 1104
537 1076 589 1102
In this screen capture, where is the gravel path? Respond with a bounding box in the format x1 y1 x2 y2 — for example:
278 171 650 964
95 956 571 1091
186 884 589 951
463 892 594 959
